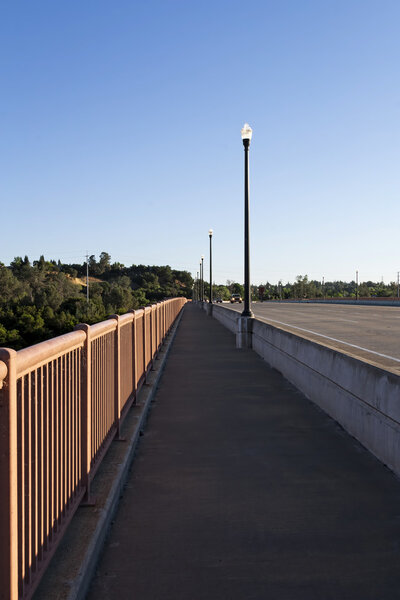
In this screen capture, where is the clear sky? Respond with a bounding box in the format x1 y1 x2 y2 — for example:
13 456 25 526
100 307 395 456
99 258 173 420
1 1 399 285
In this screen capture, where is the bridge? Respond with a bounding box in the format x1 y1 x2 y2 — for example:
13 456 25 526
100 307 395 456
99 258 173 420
1 300 400 599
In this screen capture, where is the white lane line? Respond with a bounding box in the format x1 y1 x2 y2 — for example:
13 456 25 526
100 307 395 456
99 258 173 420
337 318 359 323
258 316 400 363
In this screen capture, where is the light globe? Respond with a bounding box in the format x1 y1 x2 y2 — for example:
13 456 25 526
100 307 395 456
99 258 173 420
241 123 253 141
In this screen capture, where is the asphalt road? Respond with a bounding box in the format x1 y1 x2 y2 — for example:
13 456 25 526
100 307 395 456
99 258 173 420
225 302 400 374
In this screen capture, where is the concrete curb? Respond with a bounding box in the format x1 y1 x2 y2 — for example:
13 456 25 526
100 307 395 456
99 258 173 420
34 308 185 600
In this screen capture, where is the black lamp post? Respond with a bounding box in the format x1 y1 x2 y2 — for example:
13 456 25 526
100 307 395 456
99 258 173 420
209 229 213 303
201 255 204 302
241 123 253 317
199 262 201 301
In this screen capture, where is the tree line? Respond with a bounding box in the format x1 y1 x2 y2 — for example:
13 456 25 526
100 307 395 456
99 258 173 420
198 275 399 302
2 256 397 351
0 253 193 350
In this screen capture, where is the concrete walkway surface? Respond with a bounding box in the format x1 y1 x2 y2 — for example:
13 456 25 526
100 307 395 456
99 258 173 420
87 304 400 600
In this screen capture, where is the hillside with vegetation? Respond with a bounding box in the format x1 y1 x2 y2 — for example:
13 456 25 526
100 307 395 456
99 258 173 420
2 254 397 351
0 252 193 350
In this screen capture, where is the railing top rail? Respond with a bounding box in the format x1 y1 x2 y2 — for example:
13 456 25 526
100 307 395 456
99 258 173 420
0 298 187 381
15 330 86 377
89 318 117 340
117 312 134 326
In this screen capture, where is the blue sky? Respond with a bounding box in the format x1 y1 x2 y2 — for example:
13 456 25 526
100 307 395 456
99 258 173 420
1 1 399 285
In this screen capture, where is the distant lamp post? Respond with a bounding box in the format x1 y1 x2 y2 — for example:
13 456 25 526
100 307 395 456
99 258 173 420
241 123 253 317
202 256 204 301
209 230 213 303
199 262 202 302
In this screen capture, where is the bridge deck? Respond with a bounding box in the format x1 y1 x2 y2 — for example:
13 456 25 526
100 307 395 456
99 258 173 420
88 304 400 600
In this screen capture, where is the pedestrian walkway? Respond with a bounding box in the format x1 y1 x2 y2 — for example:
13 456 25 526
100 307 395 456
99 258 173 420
87 304 400 600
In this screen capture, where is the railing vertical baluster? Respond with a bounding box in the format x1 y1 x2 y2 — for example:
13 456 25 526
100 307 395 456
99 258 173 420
49 361 54 544
0 349 18 600
37 367 43 564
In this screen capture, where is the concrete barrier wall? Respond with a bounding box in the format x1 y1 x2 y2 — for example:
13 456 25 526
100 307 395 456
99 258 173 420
208 303 238 333
205 304 400 477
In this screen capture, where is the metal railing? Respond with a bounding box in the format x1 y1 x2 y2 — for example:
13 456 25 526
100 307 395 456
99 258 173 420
0 298 186 599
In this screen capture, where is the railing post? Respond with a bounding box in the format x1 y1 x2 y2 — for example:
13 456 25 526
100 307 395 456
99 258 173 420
109 315 122 439
142 309 147 381
0 349 19 600
156 303 160 353
74 324 93 504
129 311 137 402
149 307 153 364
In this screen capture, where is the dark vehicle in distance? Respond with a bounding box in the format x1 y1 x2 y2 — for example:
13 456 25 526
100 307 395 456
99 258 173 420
215 297 223 303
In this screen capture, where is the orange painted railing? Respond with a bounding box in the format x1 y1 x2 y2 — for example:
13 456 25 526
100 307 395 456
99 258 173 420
0 298 186 600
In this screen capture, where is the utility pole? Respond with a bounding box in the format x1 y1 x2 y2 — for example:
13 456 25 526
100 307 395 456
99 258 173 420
322 276 325 300
86 253 89 304
397 271 399 299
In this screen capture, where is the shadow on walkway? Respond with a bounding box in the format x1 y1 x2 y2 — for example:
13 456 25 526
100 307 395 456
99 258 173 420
88 304 400 600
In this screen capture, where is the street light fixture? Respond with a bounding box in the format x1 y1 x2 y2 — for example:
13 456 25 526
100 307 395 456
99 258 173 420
201 255 204 302
209 230 213 304
241 123 253 317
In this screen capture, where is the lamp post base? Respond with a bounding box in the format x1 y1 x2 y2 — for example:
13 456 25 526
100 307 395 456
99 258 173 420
236 316 254 349
206 303 213 316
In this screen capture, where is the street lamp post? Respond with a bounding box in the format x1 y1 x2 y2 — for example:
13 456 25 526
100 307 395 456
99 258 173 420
201 255 204 302
209 230 213 303
199 262 202 302
241 123 253 317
